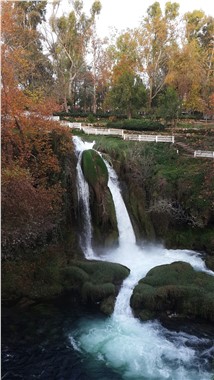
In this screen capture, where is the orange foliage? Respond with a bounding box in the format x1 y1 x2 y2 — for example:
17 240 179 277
1 2 72 256
112 56 136 83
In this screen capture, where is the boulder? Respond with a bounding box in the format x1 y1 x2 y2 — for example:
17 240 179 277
81 149 119 249
61 260 130 315
130 261 214 323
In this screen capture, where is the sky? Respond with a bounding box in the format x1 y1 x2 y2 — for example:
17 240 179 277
49 0 214 38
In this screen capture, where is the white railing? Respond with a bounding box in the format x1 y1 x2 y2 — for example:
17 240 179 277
64 122 82 129
194 150 214 158
108 128 124 136
123 134 174 143
82 127 124 137
60 120 175 143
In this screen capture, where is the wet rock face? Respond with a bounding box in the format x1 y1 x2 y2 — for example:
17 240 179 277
81 149 119 250
130 261 214 323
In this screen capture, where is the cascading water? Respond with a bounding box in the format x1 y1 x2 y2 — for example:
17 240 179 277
73 136 95 259
71 136 214 380
105 160 136 247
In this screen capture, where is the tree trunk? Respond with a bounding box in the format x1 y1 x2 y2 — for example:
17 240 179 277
92 82 97 114
63 94 68 113
127 107 132 119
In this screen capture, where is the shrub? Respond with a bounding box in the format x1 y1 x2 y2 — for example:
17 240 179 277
106 119 165 131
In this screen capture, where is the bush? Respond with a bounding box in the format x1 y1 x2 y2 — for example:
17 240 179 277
106 119 165 131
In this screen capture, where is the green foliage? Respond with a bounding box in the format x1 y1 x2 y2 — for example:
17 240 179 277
87 113 96 123
157 86 181 125
107 72 147 118
131 261 214 322
166 228 214 255
54 110 127 119
106 119 164 131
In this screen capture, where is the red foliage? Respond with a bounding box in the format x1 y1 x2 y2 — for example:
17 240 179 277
1 166 63 256
1 2 73 256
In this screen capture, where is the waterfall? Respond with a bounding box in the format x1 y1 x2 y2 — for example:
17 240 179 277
73 136 95 259
103 159 138 316
104 160 136 246
73 136 136 258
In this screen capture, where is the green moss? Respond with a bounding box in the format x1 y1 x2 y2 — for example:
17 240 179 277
60 266 89 290
165 227 214 254
81 282 115 303
131 261 214 323
81 149 108 189
100 295 115 315
71 260 130 284
2 257 129 316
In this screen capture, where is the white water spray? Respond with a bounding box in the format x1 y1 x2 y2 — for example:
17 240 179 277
71 136 213 380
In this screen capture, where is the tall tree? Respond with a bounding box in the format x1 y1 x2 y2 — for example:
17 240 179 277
3 1 54 97
136 1 180 108
167 10 214 114
107 62 147 118
166 41 205 112
49 0 101 111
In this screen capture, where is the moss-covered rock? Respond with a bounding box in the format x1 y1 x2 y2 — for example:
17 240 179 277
81 149 119 249
130 261 214 323
81 149 108 197
126 183 155 241
61 260 130 314
2 254 130 316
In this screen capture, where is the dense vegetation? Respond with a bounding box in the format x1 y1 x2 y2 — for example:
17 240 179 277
2 1 213 120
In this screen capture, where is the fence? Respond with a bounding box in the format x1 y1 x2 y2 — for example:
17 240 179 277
194 150 214 158
82 127 124 137
123 134 174 143
57 120 214 158
61 121 175 143
61 121 82 129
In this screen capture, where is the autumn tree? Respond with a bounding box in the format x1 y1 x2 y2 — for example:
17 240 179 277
3 1 54 99
166 10 214 115
166 41 205 112
107 63 147 118
48 0 101 111
136 1 180 108
1 2 70 257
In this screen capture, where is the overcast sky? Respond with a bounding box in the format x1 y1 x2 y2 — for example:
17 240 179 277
87 0 214 37
48 0 214 38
